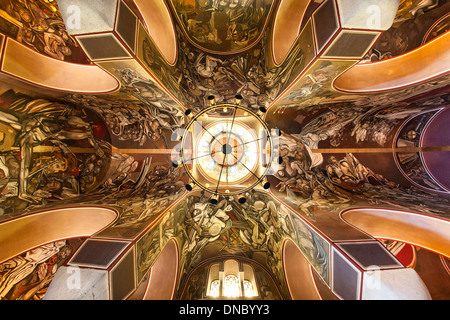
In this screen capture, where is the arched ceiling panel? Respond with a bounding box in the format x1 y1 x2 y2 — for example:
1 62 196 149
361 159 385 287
168 0 275 54
271 0 311 66
0 0 91 63
333 32 450 93
341 208 450 258
1 38 120 93
362 0 450 62
0 207 118 264
133 0 178 65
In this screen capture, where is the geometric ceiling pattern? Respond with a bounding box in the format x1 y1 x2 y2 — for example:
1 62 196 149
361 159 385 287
0 0 449 301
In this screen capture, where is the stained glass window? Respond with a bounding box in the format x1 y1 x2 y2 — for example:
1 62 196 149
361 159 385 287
210 280 220 298
243 280 255 297
223 275 240 298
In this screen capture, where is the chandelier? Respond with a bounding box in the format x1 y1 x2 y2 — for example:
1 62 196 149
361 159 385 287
172 95 280 204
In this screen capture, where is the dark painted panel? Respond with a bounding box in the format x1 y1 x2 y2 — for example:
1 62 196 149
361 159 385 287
77 34 130 60
333 249 360 300
70 240 129 267
111 250 135 300
339 242 401 269
324 32 378 58
116 1 137 51
313 0 339 53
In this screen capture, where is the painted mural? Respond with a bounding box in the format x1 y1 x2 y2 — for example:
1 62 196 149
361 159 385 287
0 85 189 228
141 189 332 300
0 0 449 301
395 108 449 193
132 8 314 114
363 0 450 62
178 262 210 300
266 89 450 221
0 89 110 216
0 238 85 300
151 24 270 112
0 84 188 299
148 0 450 116
272 61 450 115
0 0 89 63
65 91 182 150
157 24 316 114
169 0 274 53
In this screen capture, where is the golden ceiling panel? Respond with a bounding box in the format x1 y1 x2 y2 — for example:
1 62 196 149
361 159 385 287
334 32 450 93
134 0 178 65
271 0 310 66
1 37 120 93
168 0 275 54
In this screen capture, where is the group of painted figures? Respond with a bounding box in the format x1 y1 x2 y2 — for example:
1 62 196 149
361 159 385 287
0 0 450 301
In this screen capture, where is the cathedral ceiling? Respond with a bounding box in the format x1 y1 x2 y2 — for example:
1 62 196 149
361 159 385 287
0 0 449 300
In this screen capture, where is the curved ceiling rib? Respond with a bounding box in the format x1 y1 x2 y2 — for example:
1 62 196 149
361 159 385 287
271 0 311 66
133 0 178 66
0 207 118 264
0 38 120 94
341 208 450 258
142 239 179 300
333 32 450 93
282 239 322 300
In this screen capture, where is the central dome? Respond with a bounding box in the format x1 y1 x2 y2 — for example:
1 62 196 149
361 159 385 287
177 101 276 197
197 121 259 183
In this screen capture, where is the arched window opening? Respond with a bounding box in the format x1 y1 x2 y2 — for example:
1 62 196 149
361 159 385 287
223 275 240 298
205 259 259 299
210 280 220 298
243 280 255 297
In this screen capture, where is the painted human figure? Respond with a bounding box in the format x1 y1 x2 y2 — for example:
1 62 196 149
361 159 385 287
0 109 105 203
0 241 66 299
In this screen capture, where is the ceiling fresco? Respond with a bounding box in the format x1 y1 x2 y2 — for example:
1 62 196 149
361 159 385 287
0 237 85 300
363 0 450 62
147 189 330 300
0 0 449 301
0 0 89 63
169 0 275 54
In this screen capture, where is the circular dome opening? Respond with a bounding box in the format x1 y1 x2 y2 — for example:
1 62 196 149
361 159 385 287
177 104 276 196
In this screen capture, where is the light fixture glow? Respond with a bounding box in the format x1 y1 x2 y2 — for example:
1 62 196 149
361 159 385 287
178 97 275 200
